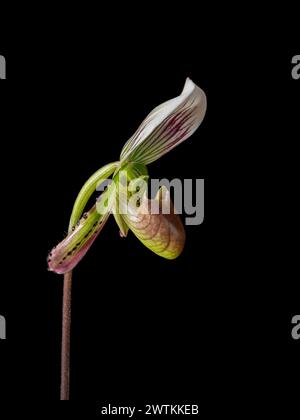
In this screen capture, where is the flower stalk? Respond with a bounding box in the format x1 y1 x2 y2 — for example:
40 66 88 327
60 270 72 400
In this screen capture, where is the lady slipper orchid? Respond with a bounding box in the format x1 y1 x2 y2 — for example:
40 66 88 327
51 77 207 400
48 78 207 275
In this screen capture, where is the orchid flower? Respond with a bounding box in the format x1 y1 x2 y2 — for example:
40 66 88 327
48 78 207 275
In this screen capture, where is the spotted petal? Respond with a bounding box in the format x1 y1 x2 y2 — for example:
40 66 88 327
120 78 207 165
68 161 119 231
48 184 116 274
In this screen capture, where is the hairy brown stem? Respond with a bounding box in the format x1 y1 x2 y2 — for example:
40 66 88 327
60 270 73 400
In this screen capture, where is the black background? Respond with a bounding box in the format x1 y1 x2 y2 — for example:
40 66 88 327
0 8 299 417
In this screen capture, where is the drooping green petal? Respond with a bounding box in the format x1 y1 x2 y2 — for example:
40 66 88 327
68 161 120 232
123 186 186 259
120 78 207 165
48 186 115 274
